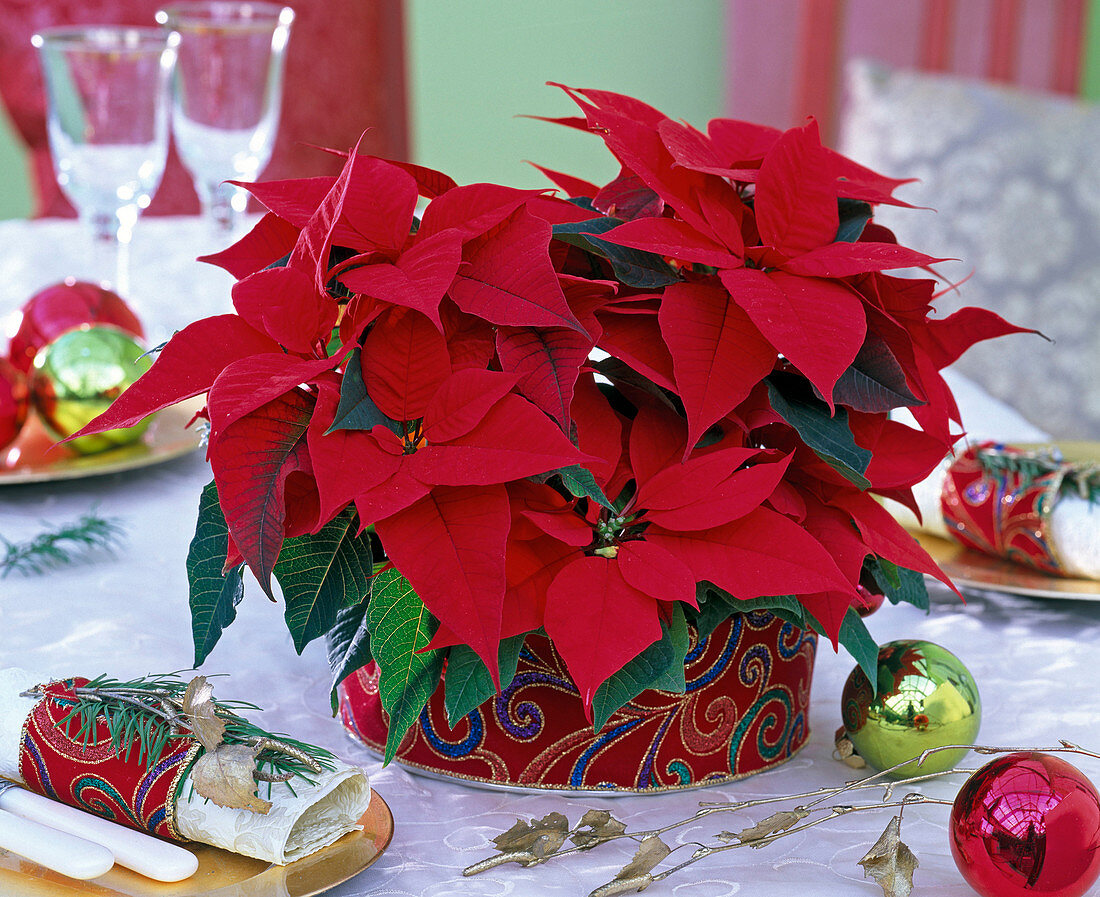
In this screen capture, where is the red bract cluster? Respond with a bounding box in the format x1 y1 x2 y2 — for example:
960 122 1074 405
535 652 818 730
81 85 1026 726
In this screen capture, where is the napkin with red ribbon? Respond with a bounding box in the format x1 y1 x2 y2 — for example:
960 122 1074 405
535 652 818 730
0 668 371 864
904 442 1100 581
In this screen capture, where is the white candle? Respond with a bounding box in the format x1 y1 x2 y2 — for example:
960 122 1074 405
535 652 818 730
0 805 115 880
0 784 198 882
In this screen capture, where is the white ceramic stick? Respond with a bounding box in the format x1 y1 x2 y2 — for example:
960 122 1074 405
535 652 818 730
0 785 198 882
0 806 115 880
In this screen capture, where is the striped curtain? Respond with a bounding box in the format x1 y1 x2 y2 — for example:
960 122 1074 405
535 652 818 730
725 0 1088 143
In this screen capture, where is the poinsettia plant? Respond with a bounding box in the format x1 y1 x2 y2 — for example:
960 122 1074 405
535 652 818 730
80 85 1026 761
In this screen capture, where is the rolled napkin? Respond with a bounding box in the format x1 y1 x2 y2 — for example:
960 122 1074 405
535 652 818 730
0 668 371 865
897 442 1100 581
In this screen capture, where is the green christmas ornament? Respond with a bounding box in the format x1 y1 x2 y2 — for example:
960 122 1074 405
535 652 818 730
30 325 153 455
841 639 981 778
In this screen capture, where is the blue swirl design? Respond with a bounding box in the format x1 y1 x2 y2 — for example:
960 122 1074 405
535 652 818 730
496 669 573 739
739 644 771 686
419 706 484 758
729 688 794 765
20 734 57 799
684 629 709 666
636 712 677 789
776 621 815 659
687 615 741 693
74 776 140 826
745 610 775 628
570 717 645 787
134 750 189 825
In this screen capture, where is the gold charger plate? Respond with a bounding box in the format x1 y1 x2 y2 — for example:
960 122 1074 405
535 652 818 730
0 400 203 485
0 789 393 897
914 530 1100 600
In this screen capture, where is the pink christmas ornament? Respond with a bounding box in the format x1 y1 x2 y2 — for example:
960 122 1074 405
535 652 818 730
950 751 1100 897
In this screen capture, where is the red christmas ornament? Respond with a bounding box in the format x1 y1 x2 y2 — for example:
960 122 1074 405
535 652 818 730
7 279 143 374
853 584 885 617
0 358 29 450
950 751 1100 897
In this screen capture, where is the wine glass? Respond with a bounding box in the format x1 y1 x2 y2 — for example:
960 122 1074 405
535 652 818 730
32 27 178 299
155 2 295 236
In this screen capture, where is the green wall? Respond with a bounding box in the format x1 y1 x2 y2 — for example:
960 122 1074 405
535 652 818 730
0 107 32 220
405 0 725 190
0 1 725 220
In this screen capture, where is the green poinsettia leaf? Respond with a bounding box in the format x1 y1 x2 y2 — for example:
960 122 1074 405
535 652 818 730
550 464 615 511
326 347 403 435
443 633 527 727
592 357 682 414
592 604 690 732
767 374 872 489
805 605 879 695
325 596 373 714
187 481 244 667
366 567 444 763
839 607 880 697
834 198 873 243
276 508 373 654
869 557 930 612
693 583 806 638
553 218 681 288
831 332 924 414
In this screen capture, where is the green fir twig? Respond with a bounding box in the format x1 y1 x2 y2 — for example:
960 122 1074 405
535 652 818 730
976 444 1100 502
1 511 125 578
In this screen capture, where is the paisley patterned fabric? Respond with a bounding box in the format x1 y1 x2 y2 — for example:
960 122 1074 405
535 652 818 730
839 59 1100 439
18 678 199 839
338 612 818 792
941 442 1065 576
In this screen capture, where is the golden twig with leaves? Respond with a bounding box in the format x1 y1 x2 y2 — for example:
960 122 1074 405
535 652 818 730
465 740 1100 897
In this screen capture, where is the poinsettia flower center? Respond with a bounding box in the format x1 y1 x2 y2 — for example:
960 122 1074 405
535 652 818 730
400 420 426 455
590 510 642 557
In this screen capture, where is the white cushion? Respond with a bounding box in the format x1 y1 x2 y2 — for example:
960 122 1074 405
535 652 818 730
839 59 1100 439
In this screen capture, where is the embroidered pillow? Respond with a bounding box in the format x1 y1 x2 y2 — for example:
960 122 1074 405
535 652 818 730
839 59 1100 439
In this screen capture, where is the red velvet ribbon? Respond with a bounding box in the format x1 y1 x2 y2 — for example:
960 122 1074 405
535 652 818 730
18 678 199 840
941 442 1064 576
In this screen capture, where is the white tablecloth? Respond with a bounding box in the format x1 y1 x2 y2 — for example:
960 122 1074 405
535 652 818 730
2 217 1099 896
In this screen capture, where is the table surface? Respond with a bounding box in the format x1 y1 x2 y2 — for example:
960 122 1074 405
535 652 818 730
2 217 1098 896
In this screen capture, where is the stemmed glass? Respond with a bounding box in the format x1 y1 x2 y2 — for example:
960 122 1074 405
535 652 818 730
155 2 295 235
32 27 178 299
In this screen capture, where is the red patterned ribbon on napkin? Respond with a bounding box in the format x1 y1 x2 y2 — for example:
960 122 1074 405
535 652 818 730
940 442 1065 576
18 678 199 840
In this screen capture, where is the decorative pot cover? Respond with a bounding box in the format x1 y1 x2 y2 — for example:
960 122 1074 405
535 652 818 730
337 611 818 792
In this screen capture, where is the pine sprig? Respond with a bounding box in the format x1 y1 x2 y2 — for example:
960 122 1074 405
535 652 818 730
1 512 125 578
22 672 337 792
975 444 1100 502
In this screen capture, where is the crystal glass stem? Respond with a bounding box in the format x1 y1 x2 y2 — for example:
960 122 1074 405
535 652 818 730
197 179 249 236
83 210 131 298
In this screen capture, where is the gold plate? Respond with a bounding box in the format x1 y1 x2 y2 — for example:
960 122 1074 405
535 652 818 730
1014 440 1100 464
0 400 203 485
0 789 393 897
914 530 1100 600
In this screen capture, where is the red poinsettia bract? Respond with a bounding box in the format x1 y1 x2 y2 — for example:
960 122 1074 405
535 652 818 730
78 85 1029 727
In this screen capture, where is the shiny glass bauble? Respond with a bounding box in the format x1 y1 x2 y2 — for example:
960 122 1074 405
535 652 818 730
0 358 30 449
8 279 143 374
841 639 981 777
30 325 152 455
951 751 1100 897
